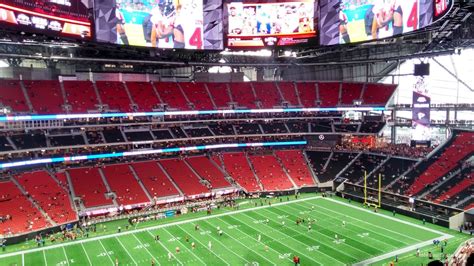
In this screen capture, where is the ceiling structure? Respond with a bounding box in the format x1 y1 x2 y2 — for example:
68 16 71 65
0 1 471 73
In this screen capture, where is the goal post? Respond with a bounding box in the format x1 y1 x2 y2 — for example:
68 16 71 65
363 171 382 208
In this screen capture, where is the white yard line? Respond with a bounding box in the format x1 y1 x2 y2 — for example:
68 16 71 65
190 221 250 264
131 234 160 266
320 198 454 265
21 253 24 266
264 206 373 258
239 210 346 265
42 250 48 266
290 202 409 249
177 224 230 266
80 243 92 266
305 200 434 242
323 198 452 238
145 231 184 266
98 239 115 266
62 247 70 266
115 237 138 265
0 195 321 259
208 218 278 266
161 227 207 265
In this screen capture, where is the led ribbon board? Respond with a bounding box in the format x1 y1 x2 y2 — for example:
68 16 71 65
0 140 307 170
0 1 92 39
0 107 385 122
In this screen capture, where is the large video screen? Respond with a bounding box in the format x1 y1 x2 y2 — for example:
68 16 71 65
0 0 92 39
224 0 318 48
320 0 433 45
95 0 223 50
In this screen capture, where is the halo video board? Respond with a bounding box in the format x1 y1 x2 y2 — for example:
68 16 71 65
94 0 223 50
224 0 318 48
0 0 92 39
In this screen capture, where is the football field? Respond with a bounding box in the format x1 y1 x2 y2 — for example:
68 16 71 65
0 196 458 265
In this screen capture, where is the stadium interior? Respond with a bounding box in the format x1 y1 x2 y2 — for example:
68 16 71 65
0 0 473 265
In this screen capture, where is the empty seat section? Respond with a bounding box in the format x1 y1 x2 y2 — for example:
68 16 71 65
296 82 317 107
229 83 257 108
180 82 214 110
407 132 474 195
16 171 76 224
55 172 69 188
23 80 64 113
68 168 113 208
186 156 230 189
127 82 161 111
222 153 261 192
0 136 13 151
340 83 363 105
339 154 386 183
155 82 188 110
249 155 294 191
131 161 180 198
278 82 299 106
207 83 231 108
0 181 49 235
0 80 29 112
318 82 340 107
363 83 396 105
253 82 281 108
159 159 209 196
101 164 149 206
275 150 315 187
96 81 131 111
305 151 332 182
63 81 99 113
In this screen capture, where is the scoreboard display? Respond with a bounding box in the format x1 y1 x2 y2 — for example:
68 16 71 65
320 0 434 46
224 0 318 48
0 0 92 39
94 0 223 50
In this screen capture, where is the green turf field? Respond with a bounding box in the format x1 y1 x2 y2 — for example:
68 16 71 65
0 195 467 266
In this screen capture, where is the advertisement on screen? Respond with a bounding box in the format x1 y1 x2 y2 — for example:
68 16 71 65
0 0 92 39
224 0 318 48
94 0 222 50
319 0 433 46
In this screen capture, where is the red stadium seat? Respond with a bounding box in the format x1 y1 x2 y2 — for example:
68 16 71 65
278 82 300 106
23 80 64 113
0 181 50 235
275 150 316 187
101 164 150 206
228 83 257 108
296 82 317 107
249 154 294 191
63 80 99 113
68 167 114 208
318 82 340 107
126 82 161 111
252 82 282 108
159 159 209 196
207 83 231 108
186 156 231 189
222 153 261 192
130 161 181 198
340 83 363 105
181 82 214 110
0 80 30 112
15 171 77 225
96 81 132 111
154 82 189 110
